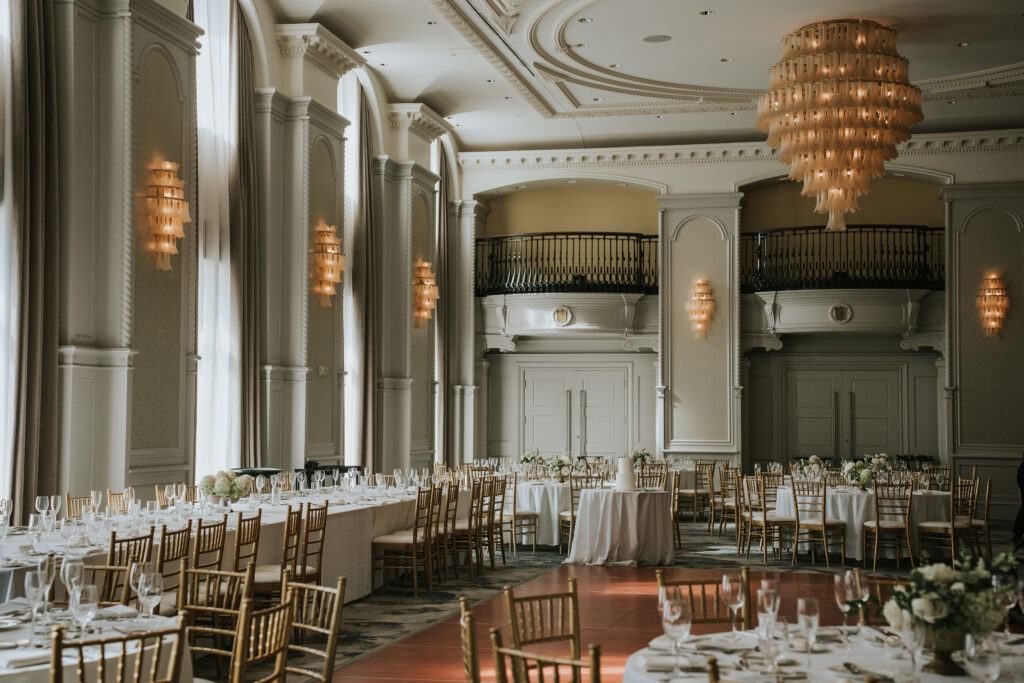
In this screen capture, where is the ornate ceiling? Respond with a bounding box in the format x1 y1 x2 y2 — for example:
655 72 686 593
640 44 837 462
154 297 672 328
277 0 1024 151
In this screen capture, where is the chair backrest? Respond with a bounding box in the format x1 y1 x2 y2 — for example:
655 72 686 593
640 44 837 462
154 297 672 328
232 509 263 572
490 628 600 683
108 527 155 567
491 476 507 527
638 463 668 489
284 574 345 683
156 521 193 589
760 472 784 507
429 485 445 539
50 617 185 683
192 514 228 571
107 489 130 514
873 482 913 524
412 487 433 543
278 506 302 576
229 597 293 683
667 471 680 518
695 463 715 492
154 485 169 508
178 564 256 667
65 494 91 519
655 566 752 629
443 481 461 536
469 465 493 480
300 502 329 582
924 464 952 491
477 477 495 533
52 564 134 606
459 597 481 683
504 577 580 658
463 479 482 532
853 568 907 625
568 474 603 519
791 480 826 523
953 478 978 518
825 470 846 487
742 475 767 519
977 478 991 522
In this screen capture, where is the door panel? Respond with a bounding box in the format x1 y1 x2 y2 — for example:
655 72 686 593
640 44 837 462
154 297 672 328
845 371 900 459
580 371 626 460
787 371 841 460
523 370 571 457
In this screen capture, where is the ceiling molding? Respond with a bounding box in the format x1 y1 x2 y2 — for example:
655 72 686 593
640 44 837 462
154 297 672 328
475 0 529 35
387 103 453 141
274 23 365 79
429 0 555 116
917 62 1024 94
459 129 1024 171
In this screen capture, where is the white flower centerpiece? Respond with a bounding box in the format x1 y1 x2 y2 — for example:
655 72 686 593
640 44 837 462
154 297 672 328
841 453 889 489
548 453 572 482
631 448 651 465
882 551 1014 675
797 454 824 479
199 470 254 505
519 449 541 466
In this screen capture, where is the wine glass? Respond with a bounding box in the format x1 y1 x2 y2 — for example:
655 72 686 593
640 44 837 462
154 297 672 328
24 569 46 639
899 621 925 679
661 588 692 679
34 496 48 514
255 474 267 498
176 483 188 504
332 469 341 488
49 495 62 517
993 574 1017 638
90 490 103 512
722 573 746 641
138 571 163 621
61 557 85 597
128 562 153 623
758 585 780 620
71 584 98 636
796 598 819 669
38 555 57 606
295 471 306 491
833 573 853 646
164 485 176 510
964 633 1001 682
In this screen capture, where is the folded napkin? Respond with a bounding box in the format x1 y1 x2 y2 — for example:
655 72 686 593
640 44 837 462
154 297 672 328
3 653 50 669
0 599 28 616
96 605 138 620
644 654 688 672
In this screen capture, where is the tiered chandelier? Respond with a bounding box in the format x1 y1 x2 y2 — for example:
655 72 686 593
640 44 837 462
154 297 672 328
145 161 191 270
977 273 1009 338
686 279 716 339
310 221 344 307
412 259 440 321
756 20 923 231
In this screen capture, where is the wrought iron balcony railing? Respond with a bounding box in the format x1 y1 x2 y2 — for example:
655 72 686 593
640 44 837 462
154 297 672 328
475 232 658 296
740 225 944 293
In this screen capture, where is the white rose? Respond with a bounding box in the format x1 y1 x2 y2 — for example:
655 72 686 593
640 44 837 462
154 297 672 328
561 466 570 476
883 599 907 631
950 582 966 593
918 563 957 585
911 594 949 624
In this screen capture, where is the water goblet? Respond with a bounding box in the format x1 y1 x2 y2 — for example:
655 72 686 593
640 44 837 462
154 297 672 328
24 570 46 637
833 573 854 646
796 598 819 669
35 496 48 515
176 483 188 504
332 470 341 488
90 490 103 512
49 495 62 517
722 573 746 641
255 474 267 498
661 588 692 679
61 557 85 597
138 571 164 621
129 561 155 623
164 485 177 510
71 584 98 636
964 633 1001 682
899 621 925 679
124 486 135 504
295 471 306 491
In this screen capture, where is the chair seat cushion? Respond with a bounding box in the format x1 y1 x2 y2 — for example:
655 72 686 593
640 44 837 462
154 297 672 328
918 520 969 531
798 517 845 528
970 518 986 528
157 589 179 616
558 511 572 520
864 519 906 530
373 529 417 544
678 489 710 496
765 513 795 524
513 510 539 519
253 564 284 585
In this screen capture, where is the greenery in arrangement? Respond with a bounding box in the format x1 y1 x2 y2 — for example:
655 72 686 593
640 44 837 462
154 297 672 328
841 453 889 484
882 549 1015 635
796 454 824 476
199 470 254 501
548 453 572 476
519 449 542 465
630 448 651 464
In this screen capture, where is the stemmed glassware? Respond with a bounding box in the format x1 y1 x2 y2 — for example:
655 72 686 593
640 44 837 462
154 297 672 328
796 597 819 669
660 587 692 679
992 574 1017 639
24 570 45 637
963 633 1001 682
90 490 103 513
833 573 854 646
721 573 745 641
49 495 62 518
62 557 85 597
899 620 925 679
255 474 267 500
164 484 177 511
138 571 163 621
35 496 48 515
71 584 98 636
295 471 306 491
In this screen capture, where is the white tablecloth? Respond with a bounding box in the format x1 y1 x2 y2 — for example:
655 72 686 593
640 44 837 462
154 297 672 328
515 482 570 546
673 468 696 490
622 629 1024 682
566 489 673 566
773 486 951 561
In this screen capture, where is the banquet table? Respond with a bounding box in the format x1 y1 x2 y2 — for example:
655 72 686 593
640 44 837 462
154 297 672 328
514 481 570 546
565 489 673 566
773 485 951 561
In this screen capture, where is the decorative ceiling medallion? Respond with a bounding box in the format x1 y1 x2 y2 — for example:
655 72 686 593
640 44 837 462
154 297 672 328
552 306 573 326
828 303 853 324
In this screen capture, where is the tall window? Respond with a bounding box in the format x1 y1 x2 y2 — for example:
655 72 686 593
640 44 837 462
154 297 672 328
193 0 241 476
0 2 17 497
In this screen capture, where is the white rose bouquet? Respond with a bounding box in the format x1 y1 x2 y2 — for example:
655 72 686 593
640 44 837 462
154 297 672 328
548 454 572 477
520 449 541 465
882 551 1014 636
797 454 823 478
199 470 254 501
631 448 651 465
841 454 890 485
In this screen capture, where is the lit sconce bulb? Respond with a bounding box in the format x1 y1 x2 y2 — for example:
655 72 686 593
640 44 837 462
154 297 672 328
976 273 1009 338
686 278 716 339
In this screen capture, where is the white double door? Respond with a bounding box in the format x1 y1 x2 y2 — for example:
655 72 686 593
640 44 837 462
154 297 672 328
787 369 902 461
522 368 627 460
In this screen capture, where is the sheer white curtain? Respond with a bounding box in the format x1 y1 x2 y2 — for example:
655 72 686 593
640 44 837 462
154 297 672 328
0 1 18 498
194 0 241 477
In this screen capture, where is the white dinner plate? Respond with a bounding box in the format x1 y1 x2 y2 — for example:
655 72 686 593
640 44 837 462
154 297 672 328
0 619 21 632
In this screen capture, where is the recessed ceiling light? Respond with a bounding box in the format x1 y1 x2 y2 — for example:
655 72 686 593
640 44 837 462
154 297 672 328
609 64 622 69
577 17 593 23
427 20 437 25
592 97 603 102
504 96 512 101
720 57 733 63
379 63 387 67
643 34 672 43
955 41 969 47
699 9 715 16
655 115 664 119
729 111 738 115
486 79 494 83
948 99 958 104
571 43 589 48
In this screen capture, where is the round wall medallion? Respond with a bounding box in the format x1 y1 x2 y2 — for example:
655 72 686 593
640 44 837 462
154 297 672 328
828 303 853 324
552 306 573 327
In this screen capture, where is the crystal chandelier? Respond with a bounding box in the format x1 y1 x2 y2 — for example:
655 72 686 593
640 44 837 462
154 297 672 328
310 221 344 307
686 279 715 339
977 273 1009 338
756 20 923 231
412 259 440 321
145 161 191 270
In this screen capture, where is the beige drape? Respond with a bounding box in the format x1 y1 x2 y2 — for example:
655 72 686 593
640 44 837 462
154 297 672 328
231 6 262 469
10 0 61 522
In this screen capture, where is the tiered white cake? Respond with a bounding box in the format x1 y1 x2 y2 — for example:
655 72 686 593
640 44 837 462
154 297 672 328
615 457 637 491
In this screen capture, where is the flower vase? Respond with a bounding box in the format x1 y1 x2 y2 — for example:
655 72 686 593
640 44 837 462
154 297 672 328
554 473 565 484
922 628 966 676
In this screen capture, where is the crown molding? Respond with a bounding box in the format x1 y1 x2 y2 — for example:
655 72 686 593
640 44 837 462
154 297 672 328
386 103 453 142
274 23 365 79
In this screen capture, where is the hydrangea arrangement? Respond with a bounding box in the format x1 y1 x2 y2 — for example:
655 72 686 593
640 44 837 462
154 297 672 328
882 551 1014 636
841 453 889 484
199 470 254 501
520 449 542 465
631 448 651 464
797 454 824 477
548 453 572 477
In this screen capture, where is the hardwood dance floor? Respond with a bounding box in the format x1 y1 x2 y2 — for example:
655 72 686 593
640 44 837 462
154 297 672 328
332 564 852 682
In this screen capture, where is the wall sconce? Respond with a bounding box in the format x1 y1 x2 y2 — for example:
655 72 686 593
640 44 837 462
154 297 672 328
145 161 190 270
686 278 716 338
977 273 1009 337
412 259 439 321
310 221 344 307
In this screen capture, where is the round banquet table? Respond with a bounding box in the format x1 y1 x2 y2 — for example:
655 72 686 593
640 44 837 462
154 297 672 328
672 468 696 489
773 485 950 561
565 488 673 566
515 481 570 546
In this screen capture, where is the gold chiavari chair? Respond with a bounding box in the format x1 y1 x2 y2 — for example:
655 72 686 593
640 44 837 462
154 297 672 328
65 494 92 519
283 574 346 683
454 479 485 575
154 485 169 508
52 564 134 607
108 527 155 568
825 469 846 487
373 487 434 595
231 510 263 572
434 463 450 478
427 486 446 584
853 568 906 626
485 476 508 568
490 628 601 683
503 578 580 668
791 480 846 567
972 478 993 560
760 472 785 508
296 502 329 585
741 475 793 563
192 514 228 571
924 464 952 491
178 564 255 674
716 466 742 538
438 482 462 580
476 478 496 569
558 474 603 554
107 489 131 514
503 473 538 556
181 485 198 504
50 617 185 683
638 463 668 489
918 477 975 566
679 463 714 525
459 597 481 683
468 464 494 480
668 470 682 549
254 505 302 597
863 482 915 570
655 566 752 630
224 597 293 683
155 521 193 616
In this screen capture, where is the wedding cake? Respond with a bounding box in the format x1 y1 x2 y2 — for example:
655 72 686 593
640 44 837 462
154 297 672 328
615 457 637 491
